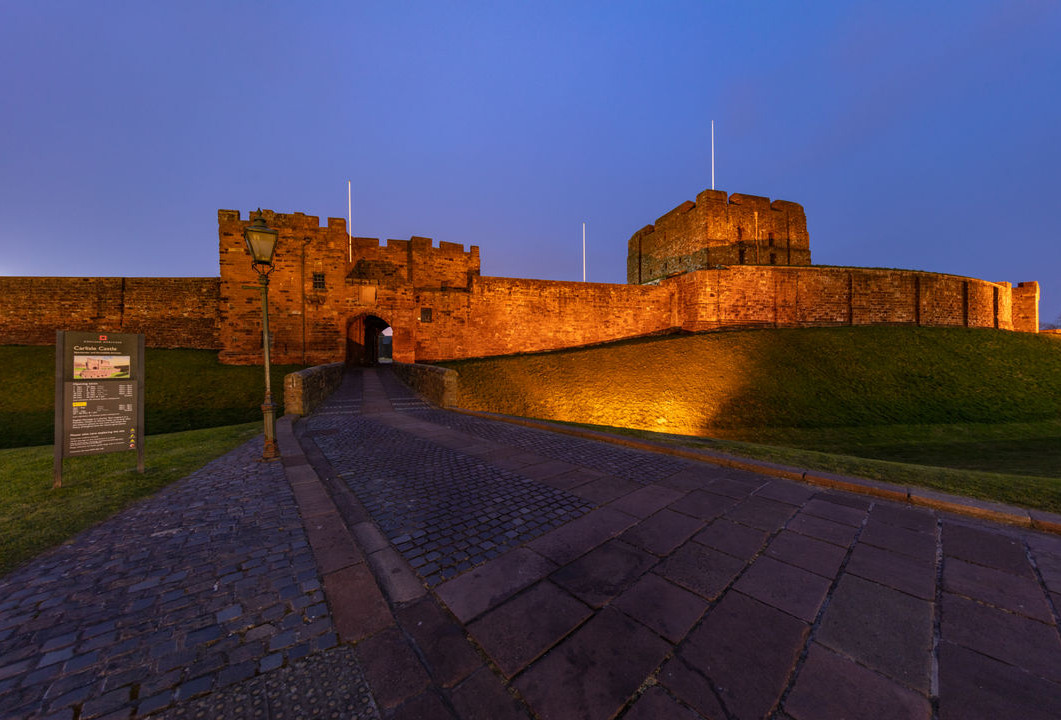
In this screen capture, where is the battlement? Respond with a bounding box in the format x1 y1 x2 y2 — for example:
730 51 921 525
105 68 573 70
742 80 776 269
218 209 479 257
628 188 811 284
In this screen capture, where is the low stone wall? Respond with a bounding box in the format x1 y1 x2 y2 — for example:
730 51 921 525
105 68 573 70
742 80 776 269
391 362 458 407
283 362 345 416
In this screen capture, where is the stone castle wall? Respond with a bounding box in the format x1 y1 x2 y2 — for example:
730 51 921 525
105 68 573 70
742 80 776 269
0 196 1041 363
669 266 1031 333
628 190 811 284
0 276 220 347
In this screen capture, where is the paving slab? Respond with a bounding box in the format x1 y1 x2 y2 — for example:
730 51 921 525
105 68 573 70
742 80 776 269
734 556 833 622
394 596 482 688
816 575 934 692
623 686 703 720
942 521 1033 576
467 581 591 678
845 542 937 600
658 655 729 719
448 666 531 720
620 507 705 556
941 592 1061 683
435 547 555 623
513 607 670 720
607 483 686 518
938 641 1061 720
859 518 937 561
724 495 800 532
765 530 848 579
670 489 739 521
658 542 746 600
526 506 638 565
784 643 931 720
942 557 1054 622
692 518 769 560
612 572 708 643
679 591 809 719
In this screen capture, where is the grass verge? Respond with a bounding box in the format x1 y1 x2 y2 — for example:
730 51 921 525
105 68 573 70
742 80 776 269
0 422 261 577
547 418 1061 514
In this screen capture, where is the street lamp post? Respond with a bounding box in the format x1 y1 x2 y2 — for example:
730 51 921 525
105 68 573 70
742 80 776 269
244 209 280 460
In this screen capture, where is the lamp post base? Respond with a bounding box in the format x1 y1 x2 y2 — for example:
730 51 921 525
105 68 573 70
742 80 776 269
261 400 280 461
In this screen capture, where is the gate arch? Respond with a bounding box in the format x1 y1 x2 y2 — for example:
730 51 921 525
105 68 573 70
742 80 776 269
345 314 391 366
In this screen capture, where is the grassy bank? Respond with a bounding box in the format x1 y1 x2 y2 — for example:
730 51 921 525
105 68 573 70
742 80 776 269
444 327 1061 432
0 422 261 576
0 347 301 449
443 327 1061 500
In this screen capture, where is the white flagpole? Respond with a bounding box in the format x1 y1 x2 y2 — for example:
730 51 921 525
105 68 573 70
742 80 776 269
582 222 586 282
711 120 715 190
347 180 352 262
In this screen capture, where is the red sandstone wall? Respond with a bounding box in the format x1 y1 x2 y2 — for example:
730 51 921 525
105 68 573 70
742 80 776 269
628 189 811 284
216 209 481 365
0 276 220 347
1012 282 1040 332
670 267 1017 332
410 277 676 362
218 209 354 364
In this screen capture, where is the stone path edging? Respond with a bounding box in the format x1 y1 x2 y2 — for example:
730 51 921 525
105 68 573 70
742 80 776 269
450 408 1061 535
275 415 393 644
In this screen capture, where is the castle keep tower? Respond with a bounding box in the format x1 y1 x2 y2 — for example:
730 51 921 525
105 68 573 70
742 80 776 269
628 189 810 284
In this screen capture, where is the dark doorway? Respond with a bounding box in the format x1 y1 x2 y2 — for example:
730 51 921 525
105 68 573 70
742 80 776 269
346 314 391 366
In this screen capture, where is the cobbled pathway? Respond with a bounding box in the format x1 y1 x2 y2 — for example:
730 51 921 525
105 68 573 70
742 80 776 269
2 365 1061 719
0 439 378 719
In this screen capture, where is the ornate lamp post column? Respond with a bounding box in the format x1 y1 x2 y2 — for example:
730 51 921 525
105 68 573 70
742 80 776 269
244 210 280 460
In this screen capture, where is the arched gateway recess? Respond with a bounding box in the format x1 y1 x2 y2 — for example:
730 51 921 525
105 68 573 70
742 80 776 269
345 314 391 366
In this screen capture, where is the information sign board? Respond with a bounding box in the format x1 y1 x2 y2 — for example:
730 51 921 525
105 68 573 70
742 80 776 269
54 331 145 487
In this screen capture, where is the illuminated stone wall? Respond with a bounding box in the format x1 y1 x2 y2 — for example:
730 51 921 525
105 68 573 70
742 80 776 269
0 276 220 347
0 197 1041 363
1012 282 1041 333
669 266 1022 332
628 189 811 284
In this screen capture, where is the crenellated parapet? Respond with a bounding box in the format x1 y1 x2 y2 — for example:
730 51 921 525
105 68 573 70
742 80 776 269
628 189 811 284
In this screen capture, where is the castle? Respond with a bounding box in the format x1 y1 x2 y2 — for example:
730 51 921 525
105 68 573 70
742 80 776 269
0 189 1041 364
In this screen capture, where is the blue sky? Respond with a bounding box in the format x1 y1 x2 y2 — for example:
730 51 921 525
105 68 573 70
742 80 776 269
2 1 1059 324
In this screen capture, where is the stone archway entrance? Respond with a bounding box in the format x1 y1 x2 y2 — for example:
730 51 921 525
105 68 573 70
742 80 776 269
345 314 391 366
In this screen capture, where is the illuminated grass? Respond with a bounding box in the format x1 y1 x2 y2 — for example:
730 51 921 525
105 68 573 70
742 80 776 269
444 327 1061 493
0 422 261 577
444 327 1061 432
0 347 301 449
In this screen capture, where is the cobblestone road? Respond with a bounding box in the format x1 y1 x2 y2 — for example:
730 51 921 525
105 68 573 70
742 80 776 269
2 365 1060 719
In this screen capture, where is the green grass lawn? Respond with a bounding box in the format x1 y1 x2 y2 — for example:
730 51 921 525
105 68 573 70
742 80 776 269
716 420 1061 479
0 347 301 449
553 419 1061 513
0 422 261 577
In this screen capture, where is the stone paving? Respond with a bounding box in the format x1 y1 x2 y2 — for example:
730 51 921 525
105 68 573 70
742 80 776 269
2 365 1061 719
0 439 373 719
